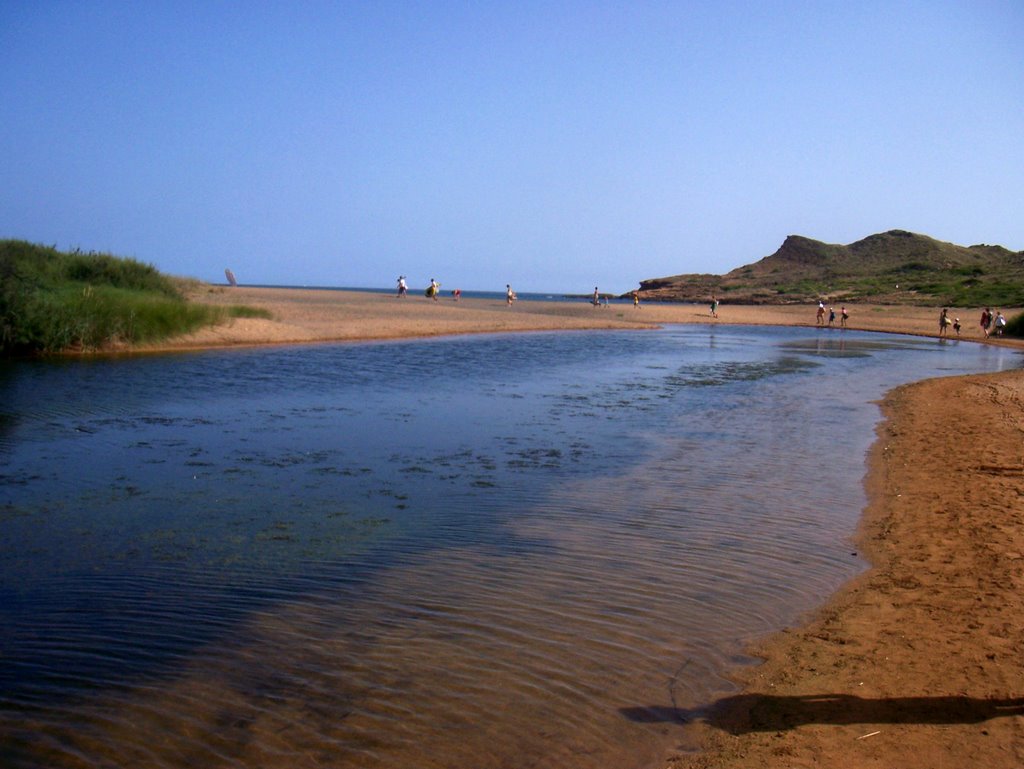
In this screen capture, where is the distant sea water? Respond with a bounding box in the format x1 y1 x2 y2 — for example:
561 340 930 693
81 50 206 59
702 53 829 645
242 283 638 304
0 326 1018 769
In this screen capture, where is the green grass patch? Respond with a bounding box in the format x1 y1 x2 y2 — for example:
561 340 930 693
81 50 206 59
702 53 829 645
769 280 829 296
1 239 229 355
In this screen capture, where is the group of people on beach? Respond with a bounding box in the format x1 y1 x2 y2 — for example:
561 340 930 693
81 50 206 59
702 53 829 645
396 276 454 302
815 301 848 328
590 287 644 308
975 307 1006 337
395 276 514 305
397 278 648 309
938 307 1008 337
395 276 1011 339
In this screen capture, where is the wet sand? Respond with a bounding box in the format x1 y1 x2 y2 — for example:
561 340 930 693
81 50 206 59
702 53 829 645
667 369 1024 768
148 288 1024 767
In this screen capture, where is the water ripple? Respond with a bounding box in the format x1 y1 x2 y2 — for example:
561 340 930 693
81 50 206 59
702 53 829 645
0 327 1019 768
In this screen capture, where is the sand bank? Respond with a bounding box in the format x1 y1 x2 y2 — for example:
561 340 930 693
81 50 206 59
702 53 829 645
128 286 1023 352
668 369 1024 768
149 287 1024 767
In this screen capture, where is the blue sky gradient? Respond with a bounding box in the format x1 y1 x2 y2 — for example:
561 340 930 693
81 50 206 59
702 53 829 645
3 1 1021 293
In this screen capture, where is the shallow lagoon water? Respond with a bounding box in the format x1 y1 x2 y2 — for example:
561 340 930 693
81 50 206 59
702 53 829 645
0 326 1018 768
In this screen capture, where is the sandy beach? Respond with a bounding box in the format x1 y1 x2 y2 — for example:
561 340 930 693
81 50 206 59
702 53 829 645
149 287 1024 767
141 285 1021 352
668 369 1024 768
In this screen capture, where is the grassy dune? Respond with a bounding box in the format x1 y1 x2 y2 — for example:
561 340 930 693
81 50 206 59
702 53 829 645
0 240 268 355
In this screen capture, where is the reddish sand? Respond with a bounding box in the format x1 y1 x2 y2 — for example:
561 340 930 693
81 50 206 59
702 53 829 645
667 370 1024 768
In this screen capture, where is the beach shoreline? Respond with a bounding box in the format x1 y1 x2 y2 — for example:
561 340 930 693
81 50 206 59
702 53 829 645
139 287 1024 766
121 285 1023 354
667 368 1024 768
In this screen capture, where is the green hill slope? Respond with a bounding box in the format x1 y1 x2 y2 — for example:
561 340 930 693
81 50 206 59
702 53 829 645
637 230 1024 306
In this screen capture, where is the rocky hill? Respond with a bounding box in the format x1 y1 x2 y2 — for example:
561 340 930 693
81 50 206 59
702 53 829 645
635 230 1024 306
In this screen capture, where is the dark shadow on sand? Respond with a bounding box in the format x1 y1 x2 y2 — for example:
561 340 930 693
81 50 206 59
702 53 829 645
621 694 1024 734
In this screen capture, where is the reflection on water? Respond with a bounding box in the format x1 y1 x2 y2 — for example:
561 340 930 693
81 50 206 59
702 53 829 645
0 327 1017 768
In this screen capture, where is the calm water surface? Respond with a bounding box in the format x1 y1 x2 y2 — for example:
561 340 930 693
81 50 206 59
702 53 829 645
1 326 1018 768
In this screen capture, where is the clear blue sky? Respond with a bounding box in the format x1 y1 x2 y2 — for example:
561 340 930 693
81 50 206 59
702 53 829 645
3 2 1021 293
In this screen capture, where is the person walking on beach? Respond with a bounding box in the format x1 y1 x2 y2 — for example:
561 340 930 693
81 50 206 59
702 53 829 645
840 306 848 327
828 306 836 326
994 311 1007 336
710 296 718 318
816 301 825 326
506 284 515 306
426 278 440 301
939 308 951 336
980 307 992 337
633 291 640 309
952 317 961 336
452 288 461 301
592 287 600 307
397 275 408 298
